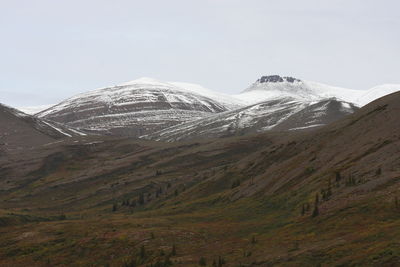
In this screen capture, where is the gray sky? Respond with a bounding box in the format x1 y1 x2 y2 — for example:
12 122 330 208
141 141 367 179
1 0 399 107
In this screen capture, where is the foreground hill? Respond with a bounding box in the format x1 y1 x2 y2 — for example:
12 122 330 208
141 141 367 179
0 103 83 151
0 91 399 266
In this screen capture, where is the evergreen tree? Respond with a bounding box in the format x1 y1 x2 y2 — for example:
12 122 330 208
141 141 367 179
123 258 136 267
335 171 342 182
312 205 319 217
171 244 176 256
140 245 146 259
315 193 319 205
112 203 118 212
138 193 145 205
218 256 225 266
163 255 172 266
199 257 207 266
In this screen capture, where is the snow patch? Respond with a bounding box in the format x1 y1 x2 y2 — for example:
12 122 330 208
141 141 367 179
41 121 72 137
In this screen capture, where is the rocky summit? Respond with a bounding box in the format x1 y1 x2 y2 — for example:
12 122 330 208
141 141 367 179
257 75 301 83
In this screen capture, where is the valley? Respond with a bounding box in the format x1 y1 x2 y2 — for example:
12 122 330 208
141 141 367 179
0 90 399 266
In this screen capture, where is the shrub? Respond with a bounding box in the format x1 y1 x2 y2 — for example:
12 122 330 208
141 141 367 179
112 203 118 212
231 179 241 189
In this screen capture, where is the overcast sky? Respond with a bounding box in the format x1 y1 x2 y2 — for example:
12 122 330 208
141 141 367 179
1 0 399 107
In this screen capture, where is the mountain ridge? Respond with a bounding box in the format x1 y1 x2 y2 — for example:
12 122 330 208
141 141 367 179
23 75 400 140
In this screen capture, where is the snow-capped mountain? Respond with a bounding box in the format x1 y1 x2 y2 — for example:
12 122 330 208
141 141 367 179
142 97 358 142
37 78 234 137
234 75 380 106
140 75 398 142
35 75 399 141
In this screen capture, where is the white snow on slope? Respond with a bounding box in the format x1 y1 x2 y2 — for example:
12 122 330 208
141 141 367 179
236 78 400 107
356 84 400 106
169 81 244 109
38 77 230 118
142 97 309 142
235 79 365 106
41 121 72 137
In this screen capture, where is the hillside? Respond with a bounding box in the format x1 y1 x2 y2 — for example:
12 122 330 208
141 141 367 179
0 92 399 266
144 97 358 142
0 103 83 151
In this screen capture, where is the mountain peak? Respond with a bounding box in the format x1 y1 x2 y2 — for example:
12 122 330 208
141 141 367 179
257 75 301 84
120 77 163 86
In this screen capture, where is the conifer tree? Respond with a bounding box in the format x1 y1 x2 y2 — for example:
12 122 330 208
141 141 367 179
315 192 319 205
199 257 207 266
171 244 176 256
138 193 145 205
140 245 146 259
312 205 319 217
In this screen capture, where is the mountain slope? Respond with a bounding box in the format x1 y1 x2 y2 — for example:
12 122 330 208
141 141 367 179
235 75 400 106
0 103 82 150
0 92 399 266
37 78 233 137
144 97 358 142
35 75 399 140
